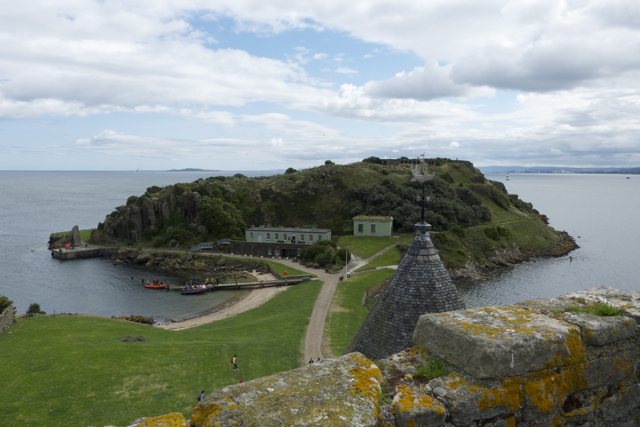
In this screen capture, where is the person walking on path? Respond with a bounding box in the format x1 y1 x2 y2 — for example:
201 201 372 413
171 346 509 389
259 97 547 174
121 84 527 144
198 390 205 402
231 355 238 371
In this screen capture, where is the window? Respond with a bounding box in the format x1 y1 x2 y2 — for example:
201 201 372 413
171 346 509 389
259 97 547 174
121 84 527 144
250 232 254 240
371 224 376 233
309 234 313 242
318 235 322 240
300 234 305 241
284 233 288 241
358 224 363 233
275 233 279 240
267 233 271 241
297 248 302 256
268 247 272 255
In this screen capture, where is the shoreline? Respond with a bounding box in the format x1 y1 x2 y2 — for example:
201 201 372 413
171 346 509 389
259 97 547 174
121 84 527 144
156 271 285 330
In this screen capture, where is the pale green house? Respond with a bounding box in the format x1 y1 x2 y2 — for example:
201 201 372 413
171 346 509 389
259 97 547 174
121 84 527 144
352 216 393 237
245 225 331 245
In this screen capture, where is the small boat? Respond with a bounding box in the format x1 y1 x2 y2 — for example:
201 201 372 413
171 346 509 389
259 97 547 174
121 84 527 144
506 172 510 181
144 283 166 289
181 285 207 295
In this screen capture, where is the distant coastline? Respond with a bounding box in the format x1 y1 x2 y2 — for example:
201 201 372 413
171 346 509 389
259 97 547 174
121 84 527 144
167 168 219 172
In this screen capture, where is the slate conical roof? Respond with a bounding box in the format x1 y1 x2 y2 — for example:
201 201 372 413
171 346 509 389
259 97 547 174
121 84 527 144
344 222 466 360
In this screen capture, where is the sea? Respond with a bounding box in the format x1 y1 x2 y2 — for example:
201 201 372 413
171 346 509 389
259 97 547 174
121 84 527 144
1 171 638 321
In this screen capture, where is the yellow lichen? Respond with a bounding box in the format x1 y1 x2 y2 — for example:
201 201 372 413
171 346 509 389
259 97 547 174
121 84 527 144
191 402 223 426
227 403 238 410
393 384 444 416
348 353 382 419
507 416 516 427
139 413 188 427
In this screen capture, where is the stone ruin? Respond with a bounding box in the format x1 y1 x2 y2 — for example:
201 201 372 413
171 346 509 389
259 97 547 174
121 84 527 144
118 286 640 427
344 221 466 360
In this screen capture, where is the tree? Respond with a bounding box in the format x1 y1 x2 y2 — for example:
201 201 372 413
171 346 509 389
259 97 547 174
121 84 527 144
285 167 297 174
334 248 351 266
362 156 382 164
27 303 40 316
0 295 13 313
325 160 335 165
200 196 246 239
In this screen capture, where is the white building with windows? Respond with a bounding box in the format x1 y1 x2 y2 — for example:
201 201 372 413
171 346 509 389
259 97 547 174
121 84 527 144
234 225 332 258
352 216 393 237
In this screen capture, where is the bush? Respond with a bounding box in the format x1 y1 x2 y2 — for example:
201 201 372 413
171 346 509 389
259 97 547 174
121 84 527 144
450 225 465 239
439 172 454 184
27 303 41 316
126 196 139 206
362 156 382 164
0 295 13 313
173 183 190 195
146 185 163 194
314 251 333 267
285 168 297 174
566 302 627 317
484 226 511 240
233 173 247 179
334 248 351 266
325 160 335 165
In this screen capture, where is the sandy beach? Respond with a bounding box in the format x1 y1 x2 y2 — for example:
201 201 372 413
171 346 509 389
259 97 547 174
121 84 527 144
156 271 285 331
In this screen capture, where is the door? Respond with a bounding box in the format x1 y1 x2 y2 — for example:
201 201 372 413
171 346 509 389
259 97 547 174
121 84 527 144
258 234 263 242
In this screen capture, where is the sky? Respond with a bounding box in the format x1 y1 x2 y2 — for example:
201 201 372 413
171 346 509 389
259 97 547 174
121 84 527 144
1 0 640 171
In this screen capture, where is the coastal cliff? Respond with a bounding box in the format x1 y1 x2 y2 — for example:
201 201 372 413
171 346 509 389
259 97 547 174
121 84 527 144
117 286 640 426
88 159 576 277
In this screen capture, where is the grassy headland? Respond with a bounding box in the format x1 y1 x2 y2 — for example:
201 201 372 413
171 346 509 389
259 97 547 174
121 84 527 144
0 281 321 427
85 158 576 275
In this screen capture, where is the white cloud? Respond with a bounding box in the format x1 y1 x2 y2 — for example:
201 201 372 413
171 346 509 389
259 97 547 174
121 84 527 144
449 141 460 148
335 67 357 75
313 53 328 60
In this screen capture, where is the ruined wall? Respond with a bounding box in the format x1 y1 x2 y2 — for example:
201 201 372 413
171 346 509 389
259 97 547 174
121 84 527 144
117 286 640 427
0 305 15 333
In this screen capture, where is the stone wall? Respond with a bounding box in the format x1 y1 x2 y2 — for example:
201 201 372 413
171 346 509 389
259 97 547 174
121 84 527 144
0 305 15 333
118 286 640 427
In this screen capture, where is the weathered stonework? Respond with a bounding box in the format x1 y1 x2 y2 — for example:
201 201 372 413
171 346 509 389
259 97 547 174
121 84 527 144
191 353 382 427
344 222 465 360
0 305 15 333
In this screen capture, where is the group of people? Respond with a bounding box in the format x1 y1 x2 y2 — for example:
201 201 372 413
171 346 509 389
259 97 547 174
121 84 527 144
204 277 220 286
197 354 241 402
308 358 321 364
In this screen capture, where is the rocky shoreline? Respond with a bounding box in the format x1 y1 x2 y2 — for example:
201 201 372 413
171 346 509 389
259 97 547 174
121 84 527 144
452 229 578 280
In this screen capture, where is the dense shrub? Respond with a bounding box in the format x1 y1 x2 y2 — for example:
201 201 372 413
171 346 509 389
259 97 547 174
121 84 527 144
450 225 466 239
126 196 139 206
0 295 13 313
439 172 454 184
27 303 41 316
334 248 351 266
285 168 297 174
325 160 335 165
314 251 333 267
146 185 163 194
455 187 482 206
362 156 382 164
173 183 190 195
484 226 512 240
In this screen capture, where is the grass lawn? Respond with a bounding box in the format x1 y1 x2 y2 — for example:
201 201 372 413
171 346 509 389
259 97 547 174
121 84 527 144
325 269 395 356
337 235 413 259
0 281 322 427
355 246 403 271
50 229 94 242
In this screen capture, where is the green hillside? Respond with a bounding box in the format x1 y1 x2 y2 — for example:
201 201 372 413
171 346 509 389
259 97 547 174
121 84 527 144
89 158 575 272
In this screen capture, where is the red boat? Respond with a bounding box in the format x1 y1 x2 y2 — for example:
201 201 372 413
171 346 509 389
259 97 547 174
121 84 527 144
144 280 166 289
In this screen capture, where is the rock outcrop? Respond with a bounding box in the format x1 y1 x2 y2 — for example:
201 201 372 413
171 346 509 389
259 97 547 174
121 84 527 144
191 352 381 427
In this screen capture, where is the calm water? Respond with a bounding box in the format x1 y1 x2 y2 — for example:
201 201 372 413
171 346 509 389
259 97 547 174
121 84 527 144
456 173 640 307
0 170 280 321
1 171 638 319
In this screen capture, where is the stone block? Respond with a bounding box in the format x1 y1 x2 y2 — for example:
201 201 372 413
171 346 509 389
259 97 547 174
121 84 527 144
413 306 583 379
562 312 636 346
191 353 381 427
582 347 639 389
392 384 446 427
596 383 640 421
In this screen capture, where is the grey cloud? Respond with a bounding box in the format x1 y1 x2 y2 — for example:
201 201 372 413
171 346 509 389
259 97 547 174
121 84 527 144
364 62 469 100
